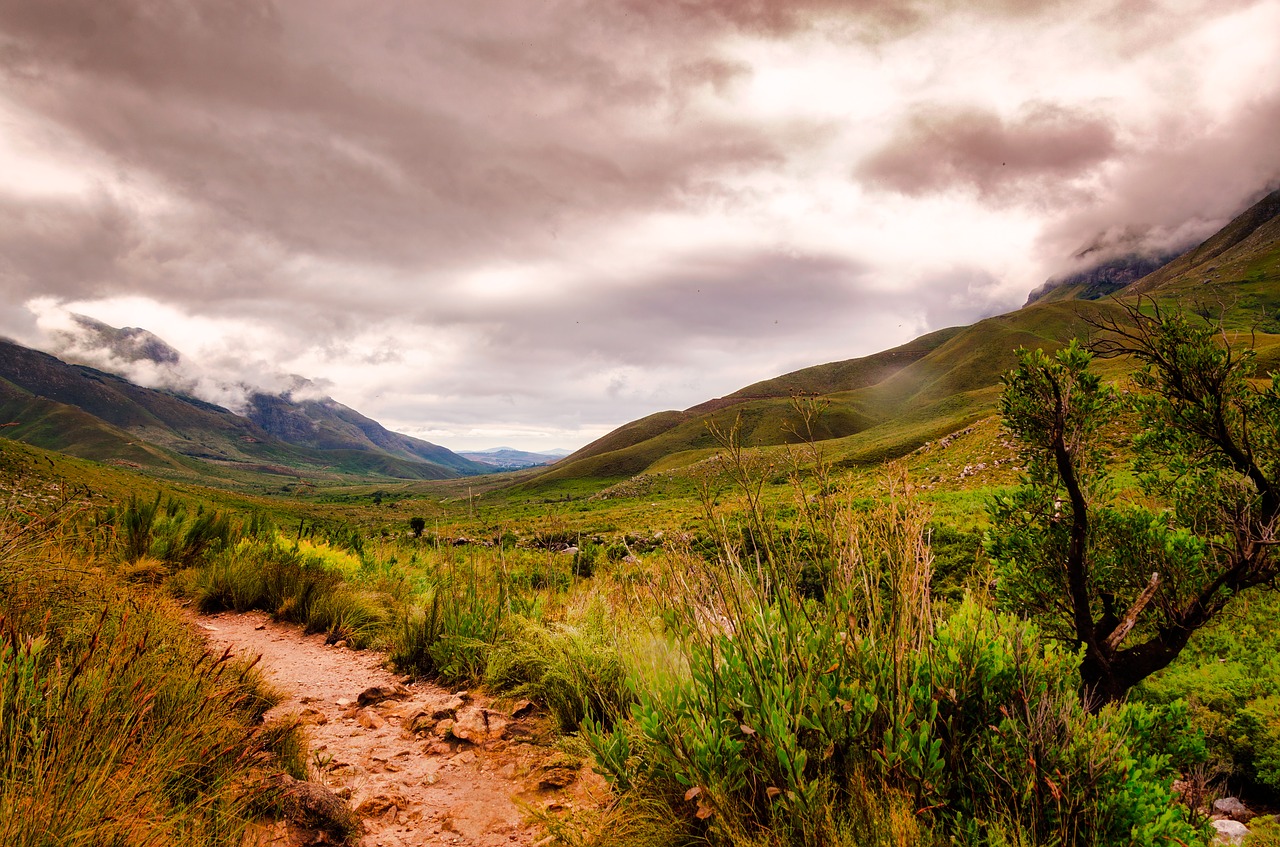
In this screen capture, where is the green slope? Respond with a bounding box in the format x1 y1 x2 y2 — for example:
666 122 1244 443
522 190 1280 494
0 340 480 482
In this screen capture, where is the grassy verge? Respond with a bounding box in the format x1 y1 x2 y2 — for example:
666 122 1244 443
0 499 312 846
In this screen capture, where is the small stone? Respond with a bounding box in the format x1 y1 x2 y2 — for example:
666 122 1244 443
357 708 387 730
356 791 409 819
254 623 267 631
433 719 456 738
333 640 348 649
454 690 470 701
336 697 354 707
297 707 329 726
510 699 536 719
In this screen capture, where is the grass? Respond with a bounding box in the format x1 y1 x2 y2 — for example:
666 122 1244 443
0 494 314 846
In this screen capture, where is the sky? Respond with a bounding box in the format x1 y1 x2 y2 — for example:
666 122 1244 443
2 0 1279 453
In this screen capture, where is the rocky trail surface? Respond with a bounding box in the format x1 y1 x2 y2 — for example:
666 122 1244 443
195 611 604 846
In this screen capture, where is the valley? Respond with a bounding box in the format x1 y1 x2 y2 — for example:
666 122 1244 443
2 190 1280 846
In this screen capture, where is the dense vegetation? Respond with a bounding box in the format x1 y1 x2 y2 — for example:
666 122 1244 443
0 489 315 845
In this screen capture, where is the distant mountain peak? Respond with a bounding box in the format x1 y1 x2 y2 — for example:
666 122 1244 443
66 313 183 366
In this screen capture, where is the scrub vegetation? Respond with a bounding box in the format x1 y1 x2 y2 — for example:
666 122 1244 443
4 295 1280 843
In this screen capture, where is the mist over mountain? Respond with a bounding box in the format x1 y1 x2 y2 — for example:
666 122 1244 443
1024 250 1184 306
0 325 487 481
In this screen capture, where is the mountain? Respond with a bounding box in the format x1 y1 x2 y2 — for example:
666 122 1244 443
523 187 1280 493
457 447 566 470
1128 187 1280 303
1024 251 1183 306
62 314 183 366
0 339 487 481
244 391 484 476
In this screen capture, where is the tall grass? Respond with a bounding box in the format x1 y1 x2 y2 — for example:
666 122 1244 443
191 537 388 649
579 459 1207 847
0 500 310 846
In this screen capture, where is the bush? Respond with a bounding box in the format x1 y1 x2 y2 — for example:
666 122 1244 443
585 468 1206 847
485 611 633 732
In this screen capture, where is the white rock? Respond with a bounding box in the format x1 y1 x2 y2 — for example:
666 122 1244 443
1213 819 1249 845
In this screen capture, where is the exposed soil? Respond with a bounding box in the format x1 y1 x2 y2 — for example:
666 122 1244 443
194 610 606 846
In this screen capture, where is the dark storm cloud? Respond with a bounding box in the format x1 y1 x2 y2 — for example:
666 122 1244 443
0 191 140 298
533 251 873 362
0 0 787 305
857 104 1118 201
618 0 1074 40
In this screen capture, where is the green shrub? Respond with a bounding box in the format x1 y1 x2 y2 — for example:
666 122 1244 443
192 539 386 648
586 468 1206 847
388 565 508 682
485 612 632 731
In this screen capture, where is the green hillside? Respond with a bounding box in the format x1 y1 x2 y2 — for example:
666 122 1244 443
0 339 486 484
523 189 1280 494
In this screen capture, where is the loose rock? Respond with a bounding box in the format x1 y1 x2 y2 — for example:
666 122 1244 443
297 707 329 726
357 708 387 730
358 684 410 707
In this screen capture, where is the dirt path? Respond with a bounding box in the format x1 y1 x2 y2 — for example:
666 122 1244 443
195 610 603 847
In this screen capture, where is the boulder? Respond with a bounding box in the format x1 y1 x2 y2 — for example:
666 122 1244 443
271 774 360 841
538 751 582 788
1213 797 1254 822
1212 819 1249 844
450 706 509 743
431 695 465 719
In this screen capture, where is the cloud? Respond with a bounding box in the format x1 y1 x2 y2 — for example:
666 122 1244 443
856 103 1118 202
1037 90 1280 273
0 0 788 282
2 0 1279 451
0 191 140 299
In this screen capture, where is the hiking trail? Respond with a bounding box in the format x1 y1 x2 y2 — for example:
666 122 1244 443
195 610 605 846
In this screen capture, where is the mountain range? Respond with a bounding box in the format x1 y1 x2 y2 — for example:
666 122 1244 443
0 338 488 482
2 186 1277 491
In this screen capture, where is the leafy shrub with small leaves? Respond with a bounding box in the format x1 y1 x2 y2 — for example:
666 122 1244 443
586 464 1206 847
